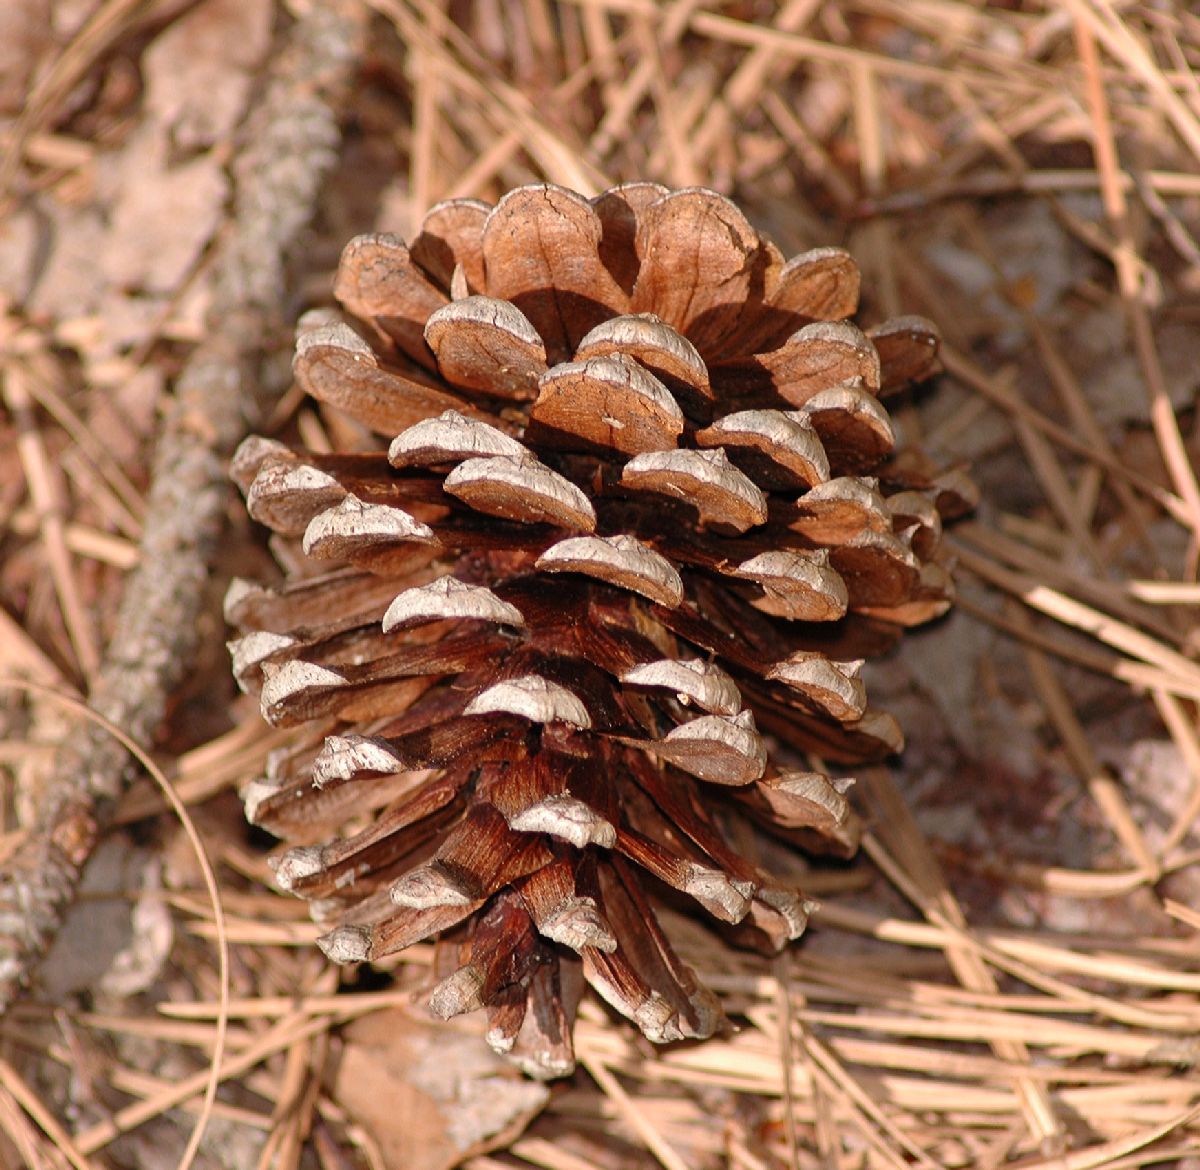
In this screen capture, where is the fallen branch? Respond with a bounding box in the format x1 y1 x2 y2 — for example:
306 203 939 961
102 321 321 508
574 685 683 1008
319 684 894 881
0 0 364 1013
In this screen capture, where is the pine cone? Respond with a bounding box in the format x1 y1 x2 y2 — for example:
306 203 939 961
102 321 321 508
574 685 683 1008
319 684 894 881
228 183 971 1078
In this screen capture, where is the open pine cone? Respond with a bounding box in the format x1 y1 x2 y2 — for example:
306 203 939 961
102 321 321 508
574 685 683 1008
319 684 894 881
228 183 971 1078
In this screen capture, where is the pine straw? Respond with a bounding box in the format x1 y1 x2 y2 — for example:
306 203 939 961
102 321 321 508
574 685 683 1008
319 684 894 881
2 1 1200 1168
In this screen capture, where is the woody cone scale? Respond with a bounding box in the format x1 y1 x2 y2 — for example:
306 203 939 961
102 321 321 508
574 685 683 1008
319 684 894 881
229 183 972 1078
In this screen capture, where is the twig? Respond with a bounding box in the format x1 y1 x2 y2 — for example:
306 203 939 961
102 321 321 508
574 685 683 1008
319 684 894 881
0 0 364 1014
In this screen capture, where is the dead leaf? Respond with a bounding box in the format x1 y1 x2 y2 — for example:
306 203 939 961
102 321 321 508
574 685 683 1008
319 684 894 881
142 0 272 150
336 1005 549 1170
102 124 228 295
0 0 51 114
25 203 108 320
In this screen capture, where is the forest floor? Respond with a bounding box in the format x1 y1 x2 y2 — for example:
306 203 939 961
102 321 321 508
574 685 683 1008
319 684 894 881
2 2 1200 1168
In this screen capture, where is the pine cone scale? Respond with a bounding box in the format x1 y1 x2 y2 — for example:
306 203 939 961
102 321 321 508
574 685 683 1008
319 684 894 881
481 187 630 363
295 324 475 434
332 233 448 372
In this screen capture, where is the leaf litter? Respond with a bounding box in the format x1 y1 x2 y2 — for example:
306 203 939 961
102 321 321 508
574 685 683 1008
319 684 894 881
2 1 1200 1168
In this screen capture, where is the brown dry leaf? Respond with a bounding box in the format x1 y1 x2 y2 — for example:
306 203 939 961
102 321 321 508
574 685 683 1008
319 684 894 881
335 1005 549 1170
23 203 109 320
0 0 51 114
102 124 229 295
141 0 272 149
83 361 162 466
0 206 42 305
22 0 270 331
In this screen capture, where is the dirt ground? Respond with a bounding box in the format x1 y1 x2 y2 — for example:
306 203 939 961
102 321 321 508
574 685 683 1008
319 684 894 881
2 2 1200 1168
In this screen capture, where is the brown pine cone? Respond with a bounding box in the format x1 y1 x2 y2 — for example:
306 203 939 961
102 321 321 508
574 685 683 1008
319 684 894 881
228 183 972 1078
